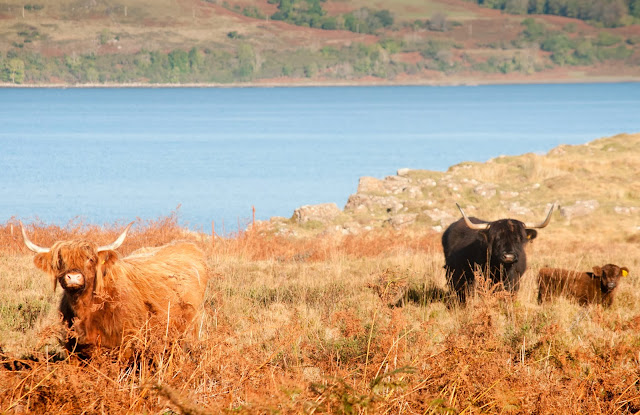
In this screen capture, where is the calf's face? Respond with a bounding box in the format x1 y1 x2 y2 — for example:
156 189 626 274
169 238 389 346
587 264 629 293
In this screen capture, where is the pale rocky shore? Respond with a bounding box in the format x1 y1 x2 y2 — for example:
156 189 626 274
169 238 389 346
265 132 640 239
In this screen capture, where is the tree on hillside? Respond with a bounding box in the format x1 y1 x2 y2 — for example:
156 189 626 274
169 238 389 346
374 9 394 27
528 0 546 14
5 58 25 83
188 47 203 70
504 0 528 14
235 43 255 80
573 39 595 63
475 0 633 27
169 49 189 73
521 17 546 41
344 7 394 34
271 0 327 28
594 0 627 27
631 0 640 18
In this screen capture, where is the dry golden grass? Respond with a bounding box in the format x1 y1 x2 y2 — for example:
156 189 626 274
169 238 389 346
3 134 640 413
2 214 640 413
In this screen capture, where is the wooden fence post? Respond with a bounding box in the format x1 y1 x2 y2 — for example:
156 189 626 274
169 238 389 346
211 220 215 248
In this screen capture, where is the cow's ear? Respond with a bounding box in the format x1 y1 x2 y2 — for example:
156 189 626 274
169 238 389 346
33 252 52 273
591 266 603 278
33 252 57 291
95 250 118 294
621 267 629 277
526 229 538 241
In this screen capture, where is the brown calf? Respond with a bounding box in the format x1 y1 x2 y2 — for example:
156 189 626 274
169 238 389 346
537 264 629 307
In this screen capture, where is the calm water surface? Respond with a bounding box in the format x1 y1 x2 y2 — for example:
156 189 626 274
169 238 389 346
2 84 639 232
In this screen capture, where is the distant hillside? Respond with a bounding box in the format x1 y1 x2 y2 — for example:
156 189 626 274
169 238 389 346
470 0 640 27
0 0 639 85
276 132 640 241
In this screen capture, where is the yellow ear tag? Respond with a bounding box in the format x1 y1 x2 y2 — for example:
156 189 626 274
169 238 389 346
100 260 106 265
622 270 628 277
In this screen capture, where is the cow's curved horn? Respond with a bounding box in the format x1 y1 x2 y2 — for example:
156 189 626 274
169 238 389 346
20 221 50 253
524 203 555 229
456 203 490 230
97 222 134 252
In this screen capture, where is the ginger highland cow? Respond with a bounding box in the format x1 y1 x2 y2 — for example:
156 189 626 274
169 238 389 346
22 222 208 353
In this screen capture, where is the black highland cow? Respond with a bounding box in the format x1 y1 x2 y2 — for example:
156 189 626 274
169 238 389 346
442 203 554 303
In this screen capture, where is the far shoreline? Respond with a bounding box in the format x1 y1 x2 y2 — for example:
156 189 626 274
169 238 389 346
2 75 640 89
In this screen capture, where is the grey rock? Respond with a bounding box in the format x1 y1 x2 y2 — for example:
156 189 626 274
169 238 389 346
506 202 533 217
293 203 341 224
500 190 520 199
384 175 412 194
424 208 457 227
614 206 640 215
559 200 599 220
403 186 423 199
473 183 497 198
386 213 418 229
357 176 386 194
419 178 437 187
345 194 404 214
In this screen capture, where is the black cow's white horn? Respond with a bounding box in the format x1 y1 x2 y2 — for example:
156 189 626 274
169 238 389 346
98 222 134 252
20 221 50 253
456 203 490 230
524 203 555 229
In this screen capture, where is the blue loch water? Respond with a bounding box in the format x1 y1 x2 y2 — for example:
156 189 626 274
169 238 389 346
1 83 639 233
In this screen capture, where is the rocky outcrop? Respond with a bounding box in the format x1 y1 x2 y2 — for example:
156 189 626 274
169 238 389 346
505 202 533 217
559 200 599 221
614 206 640 215
293 203 342 224
357 177 386 194
281 133 640 236
385 213 418 229
356 175 422 197
346 173 432 217
423 208 457 228
344 194 404 214
474 183 497 198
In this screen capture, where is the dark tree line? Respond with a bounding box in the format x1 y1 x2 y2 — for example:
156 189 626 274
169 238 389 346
268 0 394 33
476 0 640 26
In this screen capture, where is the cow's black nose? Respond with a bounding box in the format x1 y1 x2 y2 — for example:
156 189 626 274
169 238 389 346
608 282 616 289
501 253 518 264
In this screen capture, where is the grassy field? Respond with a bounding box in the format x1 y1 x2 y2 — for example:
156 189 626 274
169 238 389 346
2 134 640 413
